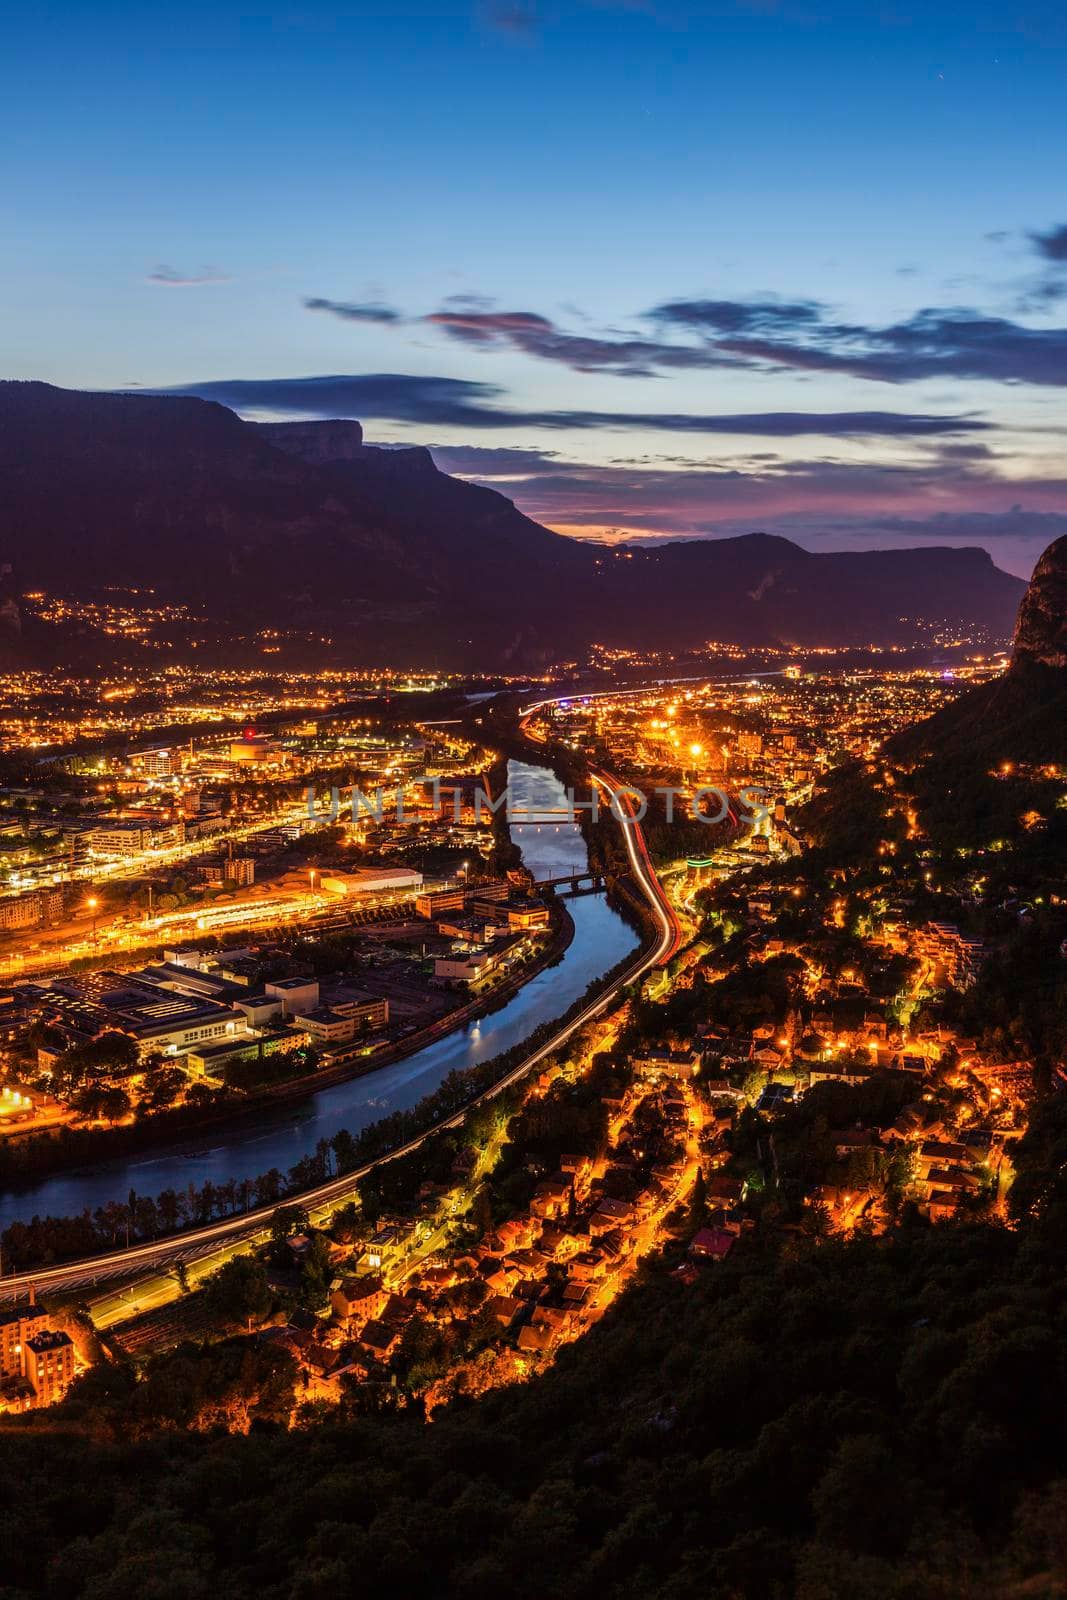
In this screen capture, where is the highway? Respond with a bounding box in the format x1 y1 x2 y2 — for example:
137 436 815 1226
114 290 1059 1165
0 697 679 1301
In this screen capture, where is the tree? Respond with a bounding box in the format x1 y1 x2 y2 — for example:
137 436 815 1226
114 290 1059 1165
205 1255 272 1328
141 1065 186 1111
72 1084 131 1123
269 1203 309 1254
298 1233 334 1311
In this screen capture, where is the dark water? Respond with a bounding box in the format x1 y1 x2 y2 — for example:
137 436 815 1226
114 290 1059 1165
0 760 638 1226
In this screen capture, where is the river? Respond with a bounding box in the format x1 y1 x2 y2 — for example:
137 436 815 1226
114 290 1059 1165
0 760 639 1228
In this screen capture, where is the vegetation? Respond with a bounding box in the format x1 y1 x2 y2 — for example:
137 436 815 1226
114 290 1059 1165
5 1190 1067 1597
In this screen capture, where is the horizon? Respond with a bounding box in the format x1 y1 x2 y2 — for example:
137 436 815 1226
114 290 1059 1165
4 1 1067 579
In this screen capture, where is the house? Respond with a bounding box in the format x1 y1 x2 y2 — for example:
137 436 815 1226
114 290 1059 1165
831 1128 875 1160
916 1140 969 1179
531 1177 572 1220
415 1264 460 1292
517 1322 555 1354
486 1295 525 1329
505 1248 549 1280
809 1062 871 1089
531 1304 567 1331
925 1189 961 1222
358 1224 408 1271
689 1227 736 1262
707 1173 744 1205
537 1223 579 1261
330 1274 387 1324
633 1046 701 1079
358 1320 402 1361
477 1257 521 1294
756 1082 793 1112
588 1197 634 1236
494 1216 536 1253
566 1251 607 1283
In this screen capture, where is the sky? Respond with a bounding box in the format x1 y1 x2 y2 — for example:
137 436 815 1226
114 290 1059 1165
3 1 1067 577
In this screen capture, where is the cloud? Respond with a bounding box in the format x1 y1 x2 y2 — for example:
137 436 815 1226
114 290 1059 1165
164 374 512 428
161 372 989 438
147 263 230 287
421 293 1067 387
651 301 1067 386
304 297 403 324
648 297 825 334
306 228 1067 388
547 410 991 438
1029 223 1067 263
425 307 728 376
829 508 1067 542
1015 223 1067 310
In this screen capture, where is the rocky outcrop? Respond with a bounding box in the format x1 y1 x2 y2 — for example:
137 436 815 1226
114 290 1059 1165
1012 535 1067 671
257 418 364 464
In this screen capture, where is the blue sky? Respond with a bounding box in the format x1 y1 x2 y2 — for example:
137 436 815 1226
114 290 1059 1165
3 0 1066 575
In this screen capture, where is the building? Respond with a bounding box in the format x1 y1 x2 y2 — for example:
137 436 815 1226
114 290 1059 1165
0 1300 49 1378
202 856 255 887
416 881 508 919
84 818 185 857
229 735 284 765
416 886 466 919
506 900 550 931
917 921 988 989
128 747 173 778
321 867 423 897
24 971 248 1061
185 1025 310 1078
265 977 320 1017
0 1300 75 1412
330 1275 388 1323
688 1227 737 1262
0 886 66 932
292 1007 364 1045
433 944 502 987
23 1330 75 1406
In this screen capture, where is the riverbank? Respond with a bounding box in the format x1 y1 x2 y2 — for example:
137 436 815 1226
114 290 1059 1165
0 760 647 1234
0 890 578 1196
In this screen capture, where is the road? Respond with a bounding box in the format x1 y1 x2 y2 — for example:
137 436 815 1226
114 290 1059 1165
0 700 678 1301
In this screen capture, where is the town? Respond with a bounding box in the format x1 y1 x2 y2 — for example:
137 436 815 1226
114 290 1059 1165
0 652 1051 1423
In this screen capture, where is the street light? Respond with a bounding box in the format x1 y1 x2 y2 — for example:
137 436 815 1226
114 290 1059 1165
86 895 99 942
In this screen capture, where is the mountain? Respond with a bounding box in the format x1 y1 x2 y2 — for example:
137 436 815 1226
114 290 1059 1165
802 534 1067 862
578 535 1021 652
884 533 1067 772
0 381 1028 668
1012 534 1067 672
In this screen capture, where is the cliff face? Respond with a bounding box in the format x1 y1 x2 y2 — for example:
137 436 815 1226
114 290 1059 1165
257 419 364 464
1012 535 1067 671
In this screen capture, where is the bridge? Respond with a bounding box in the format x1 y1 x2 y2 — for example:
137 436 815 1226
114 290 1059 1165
532 870 606 894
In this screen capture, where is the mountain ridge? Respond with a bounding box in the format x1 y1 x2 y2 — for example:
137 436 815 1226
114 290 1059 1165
0 381 1027 667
